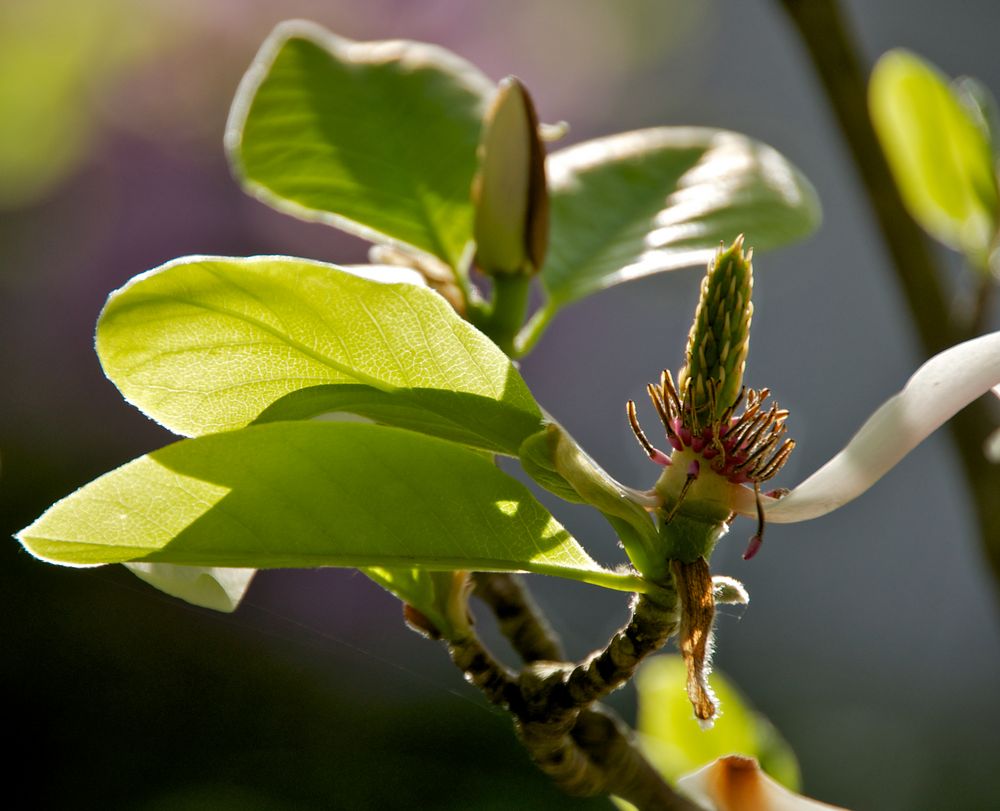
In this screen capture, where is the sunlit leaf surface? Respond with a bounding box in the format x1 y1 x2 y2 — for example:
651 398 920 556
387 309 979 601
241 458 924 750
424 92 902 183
542 127 820 306
18 422 643 592
227 21 493 269
97 256 542 453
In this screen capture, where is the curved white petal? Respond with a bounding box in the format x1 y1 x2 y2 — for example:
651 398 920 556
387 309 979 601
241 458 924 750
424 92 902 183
341 263 428 286
125 563 255 612
678 756 850 811
986 386 1000 462
764 331 1000 523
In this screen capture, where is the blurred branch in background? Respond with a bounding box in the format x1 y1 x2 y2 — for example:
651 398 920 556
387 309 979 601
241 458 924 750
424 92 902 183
777 0 1000 590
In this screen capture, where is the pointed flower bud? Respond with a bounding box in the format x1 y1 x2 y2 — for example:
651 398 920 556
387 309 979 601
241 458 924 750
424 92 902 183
678 236 754 425
472 76 549 276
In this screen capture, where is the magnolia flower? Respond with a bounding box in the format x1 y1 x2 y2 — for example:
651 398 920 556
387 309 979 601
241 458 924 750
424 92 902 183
678 756 849 811
623 238 1000 725
628 240 1000 559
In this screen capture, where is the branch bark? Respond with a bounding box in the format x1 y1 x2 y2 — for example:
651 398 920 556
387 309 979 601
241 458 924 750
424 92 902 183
472 572 565 662
447 584 697 809
777 0 1000 584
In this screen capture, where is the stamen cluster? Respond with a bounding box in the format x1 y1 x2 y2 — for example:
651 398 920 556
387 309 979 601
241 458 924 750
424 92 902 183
628 368 795 486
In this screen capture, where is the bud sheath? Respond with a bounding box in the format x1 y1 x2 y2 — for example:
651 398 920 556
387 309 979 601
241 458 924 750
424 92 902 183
472 76 549 276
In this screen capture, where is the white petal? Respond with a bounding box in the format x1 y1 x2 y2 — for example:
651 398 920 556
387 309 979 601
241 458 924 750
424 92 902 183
125 563 255 612
986 386 1000 462
765 331 1000 523
340 263 428 286
678 756 850 811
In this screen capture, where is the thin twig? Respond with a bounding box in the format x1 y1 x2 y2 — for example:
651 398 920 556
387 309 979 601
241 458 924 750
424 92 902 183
514 592 680 723
448 583 696 808
472 572 565 662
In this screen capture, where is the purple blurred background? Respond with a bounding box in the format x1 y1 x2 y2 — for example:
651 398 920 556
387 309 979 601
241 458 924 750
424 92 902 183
3 1 999 808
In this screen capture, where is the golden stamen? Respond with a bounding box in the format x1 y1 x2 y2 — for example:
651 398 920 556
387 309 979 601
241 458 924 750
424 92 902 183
754 439 796 481
627 400 659 461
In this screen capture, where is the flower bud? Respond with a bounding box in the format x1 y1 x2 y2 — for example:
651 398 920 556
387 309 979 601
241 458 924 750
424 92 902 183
472 77 549 276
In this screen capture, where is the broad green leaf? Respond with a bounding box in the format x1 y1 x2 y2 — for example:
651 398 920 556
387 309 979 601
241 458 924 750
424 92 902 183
542 127 820 307
254 384 524 456
226 20 494 269
635 655 800 789
870 50 998 263
18 422 645 593
96 256 542 453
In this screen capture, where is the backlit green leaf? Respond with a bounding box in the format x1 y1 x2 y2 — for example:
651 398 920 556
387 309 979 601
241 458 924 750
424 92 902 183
226 21 493 269
364 567 470 640
254 384 527 456
96 256 542 451
542 127 820 307
870 49 998 263
18 422 644 593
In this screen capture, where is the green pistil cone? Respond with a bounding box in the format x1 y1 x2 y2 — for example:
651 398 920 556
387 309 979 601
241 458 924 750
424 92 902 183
677 236 753 425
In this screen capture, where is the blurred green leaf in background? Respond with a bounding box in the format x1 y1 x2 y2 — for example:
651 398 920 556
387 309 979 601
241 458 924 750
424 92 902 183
870 49 999 268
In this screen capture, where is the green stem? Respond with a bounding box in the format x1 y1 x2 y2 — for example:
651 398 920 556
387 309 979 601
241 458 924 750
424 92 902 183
970 259 997 338
515 299 558 357
480 273 532 356
777 0 1000 587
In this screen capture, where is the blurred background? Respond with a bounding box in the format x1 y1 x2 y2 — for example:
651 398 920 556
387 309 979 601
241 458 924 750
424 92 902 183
3 1 999 808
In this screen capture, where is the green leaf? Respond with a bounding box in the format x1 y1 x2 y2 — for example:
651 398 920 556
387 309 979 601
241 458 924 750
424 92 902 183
18 422 645 593
870 49 999 263
226 21 494 269
96 256 542 452
254 384 528 456
635 655 800 789
541 127 821 307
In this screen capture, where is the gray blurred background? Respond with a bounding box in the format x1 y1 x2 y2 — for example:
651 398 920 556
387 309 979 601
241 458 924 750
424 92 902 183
3 1 998 809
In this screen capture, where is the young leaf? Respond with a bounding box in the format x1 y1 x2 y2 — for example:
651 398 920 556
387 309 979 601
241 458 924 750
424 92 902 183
542 127 820 307
96 256 542 453
18 422 645 593
365 568 471 640
226 21 494 269
870 50 999 264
